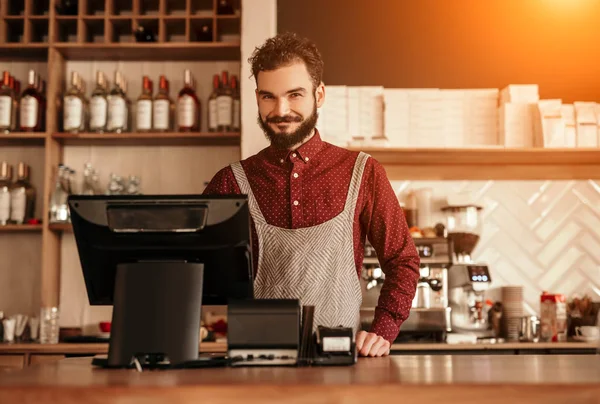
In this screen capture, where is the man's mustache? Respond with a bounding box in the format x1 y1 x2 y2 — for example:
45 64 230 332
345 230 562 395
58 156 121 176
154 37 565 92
266 115 303 124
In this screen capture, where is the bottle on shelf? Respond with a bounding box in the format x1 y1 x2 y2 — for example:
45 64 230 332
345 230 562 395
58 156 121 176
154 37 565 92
9 76 19 132
207 74 219 132
231 74 240 132
55 0 78 15
0 162 13 226
63 71 86 133
196 23 213 42
217 70 233 132
217 0 235 15
49 165 70 223
177 69 200 132
153 75 174 132
9 162 35 225
90 71 108 133
107 71 128 133
82 163 101 195
136 76 153 132
19 70 44 132
40 79 47 132
134 25 157 43
0 71 14 134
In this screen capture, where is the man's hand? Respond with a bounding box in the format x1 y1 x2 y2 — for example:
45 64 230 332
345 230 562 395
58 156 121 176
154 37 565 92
355 331 390 357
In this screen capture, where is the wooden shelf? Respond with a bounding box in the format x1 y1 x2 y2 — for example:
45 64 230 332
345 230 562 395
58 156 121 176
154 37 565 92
352 147 600 180
0 224 43 232
53 42 240 60
52 132 240 146
48 223 72 232
0 132 46 145
0 44 48 59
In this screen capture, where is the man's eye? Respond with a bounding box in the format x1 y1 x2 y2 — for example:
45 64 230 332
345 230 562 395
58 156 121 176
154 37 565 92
262 95 273 100
290 93 302 98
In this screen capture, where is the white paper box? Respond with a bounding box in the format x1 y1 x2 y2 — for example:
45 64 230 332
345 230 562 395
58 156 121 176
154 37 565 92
500 85 540 105
574 102 598 147
536 100 565 148
561 104 577 148
499 103 535 147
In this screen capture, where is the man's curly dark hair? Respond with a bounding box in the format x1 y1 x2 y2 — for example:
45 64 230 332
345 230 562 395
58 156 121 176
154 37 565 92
248 32 324 91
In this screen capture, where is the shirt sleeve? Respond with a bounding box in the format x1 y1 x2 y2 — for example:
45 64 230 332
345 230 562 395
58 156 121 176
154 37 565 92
359 158 420 343
203 166 241 195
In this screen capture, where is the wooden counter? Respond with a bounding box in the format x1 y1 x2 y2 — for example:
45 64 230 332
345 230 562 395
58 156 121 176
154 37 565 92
0 355 599 403
0 340 595 370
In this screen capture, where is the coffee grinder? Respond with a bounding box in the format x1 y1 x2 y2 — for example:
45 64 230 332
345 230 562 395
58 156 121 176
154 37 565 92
442 204 494 338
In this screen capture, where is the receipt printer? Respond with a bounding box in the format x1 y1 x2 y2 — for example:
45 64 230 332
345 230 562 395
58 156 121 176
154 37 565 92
227 299 300 366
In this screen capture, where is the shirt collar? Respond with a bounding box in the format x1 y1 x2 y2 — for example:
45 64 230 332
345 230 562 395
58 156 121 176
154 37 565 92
265 129 324 165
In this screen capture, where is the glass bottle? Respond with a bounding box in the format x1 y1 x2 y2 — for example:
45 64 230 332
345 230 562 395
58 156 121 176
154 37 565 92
107 71 128 133
207 74 219 132
217 70 233 132
90 71 108 133
10 162 36 225
0 162 12 226
136 75 153 132
153 75 173 132
231 74 240 132
216 0 234 15
19 70 43 132
13 79 20 132
63 71 85 133
0 71 14 133
177 69 200 132
49 165 70 223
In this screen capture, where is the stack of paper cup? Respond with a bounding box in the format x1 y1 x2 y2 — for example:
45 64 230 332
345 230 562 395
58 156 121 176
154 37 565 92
501 286 524 341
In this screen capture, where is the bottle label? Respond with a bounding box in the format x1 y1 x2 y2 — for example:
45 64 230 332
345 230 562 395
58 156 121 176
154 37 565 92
20 96 39 129
90 96 107 129
0 190 9 222
64 95 82 130
107 96 126 130
208 99 218 130
217 95 233 126
177 95 197 128
0 96 12 127
153 99 170 130
10 188 26 223
233 99 241 130
136 99 152 130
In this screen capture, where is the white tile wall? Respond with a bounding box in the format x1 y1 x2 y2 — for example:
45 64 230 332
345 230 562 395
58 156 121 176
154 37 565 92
393 180 600 315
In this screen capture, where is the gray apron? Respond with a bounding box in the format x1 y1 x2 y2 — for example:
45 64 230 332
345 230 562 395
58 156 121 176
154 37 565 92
230 152 370 333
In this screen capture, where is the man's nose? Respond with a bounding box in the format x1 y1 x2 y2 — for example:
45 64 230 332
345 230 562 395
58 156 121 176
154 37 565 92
274 98 290 116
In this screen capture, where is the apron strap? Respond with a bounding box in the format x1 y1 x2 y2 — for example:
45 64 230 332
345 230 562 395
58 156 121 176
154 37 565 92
343 152 370 214
230 162 267 225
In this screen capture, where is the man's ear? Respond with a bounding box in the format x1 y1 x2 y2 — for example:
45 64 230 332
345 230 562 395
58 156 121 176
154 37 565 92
315 82 325 108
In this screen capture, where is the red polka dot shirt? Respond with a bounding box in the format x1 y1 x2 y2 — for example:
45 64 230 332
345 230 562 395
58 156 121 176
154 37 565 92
204 130 420 342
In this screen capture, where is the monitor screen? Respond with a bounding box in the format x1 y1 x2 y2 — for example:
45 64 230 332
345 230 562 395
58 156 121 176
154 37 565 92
68 195 254 306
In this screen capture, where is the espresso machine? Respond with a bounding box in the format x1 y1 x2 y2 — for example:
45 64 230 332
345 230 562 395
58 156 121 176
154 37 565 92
360 237 453 343
442 204 494 338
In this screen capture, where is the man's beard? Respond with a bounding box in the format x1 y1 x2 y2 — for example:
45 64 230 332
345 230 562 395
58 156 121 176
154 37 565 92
258 103 318 150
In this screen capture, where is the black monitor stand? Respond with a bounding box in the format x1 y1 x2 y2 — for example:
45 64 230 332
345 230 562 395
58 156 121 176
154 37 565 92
92 261 216 369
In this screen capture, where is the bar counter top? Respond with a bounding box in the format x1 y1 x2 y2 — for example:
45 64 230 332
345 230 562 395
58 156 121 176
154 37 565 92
0 340 596 354
0 354 599 403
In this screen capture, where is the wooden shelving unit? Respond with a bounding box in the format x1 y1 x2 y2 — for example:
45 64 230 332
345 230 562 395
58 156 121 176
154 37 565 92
352 147 600 180
0 0 240 60
48 223 72 232
0 0 244 320
52 131 241 146
0 224 43 232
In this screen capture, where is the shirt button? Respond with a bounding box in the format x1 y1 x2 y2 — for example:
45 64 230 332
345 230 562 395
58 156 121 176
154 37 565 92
280 159 284 164
305 157 309 161
293 173 299 178
293 200 299 206
292 153 297 158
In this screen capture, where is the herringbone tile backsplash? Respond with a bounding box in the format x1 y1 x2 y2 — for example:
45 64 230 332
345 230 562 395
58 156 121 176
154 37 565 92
392 180 600 314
